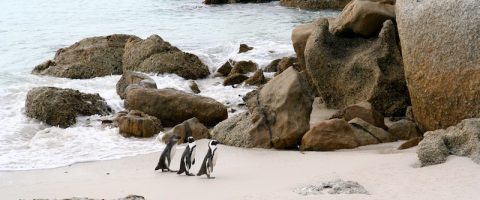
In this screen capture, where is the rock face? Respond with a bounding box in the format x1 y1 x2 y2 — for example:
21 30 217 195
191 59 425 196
204 0 275 4
238 44 253 53
333 101 387 130
213 67 313 149
387 119 421 140
188 80 201 94
25 87 112 128
230 60 258 75
396 0 480 131
223 73 248 86
162 117 210 144
118 110 163 138
305 18 409 116
125 88 227 127
417 118 480 166
280 0 351 10
244 70 266 86
116 71 157 99
349 118 397 143
330 0 396 37
122 35 210 79
32 34 138 79
300 119 359 151
217 60 234 76
292 23 314 71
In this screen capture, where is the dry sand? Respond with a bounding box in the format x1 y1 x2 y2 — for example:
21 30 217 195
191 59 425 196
1 140 480 200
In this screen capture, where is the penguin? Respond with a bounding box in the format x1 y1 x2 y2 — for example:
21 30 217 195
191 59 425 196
155 135 180 172
197 140 219 179
177 136 196 176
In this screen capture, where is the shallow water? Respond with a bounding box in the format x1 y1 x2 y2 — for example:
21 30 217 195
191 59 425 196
0 0 338 170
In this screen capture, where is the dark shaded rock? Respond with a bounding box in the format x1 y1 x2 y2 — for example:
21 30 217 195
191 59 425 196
238 44 253 53
125 88 227 127
388 119 422 140
205 0 276 4
162 117 210 144
118 110 163 138
217 60 235 76
348 118 397 143
275 57 299 75
116 71 157 99
25 87 112 128
32 34 139 79
398 137 423 150
188 80 201 94
305 18 409 116
230 60 258 75
123 35 210 79
264 59 281 72
300 119 359 151
223 73 249 86
245 70 266 86
332 101 387 130
280 0 351 10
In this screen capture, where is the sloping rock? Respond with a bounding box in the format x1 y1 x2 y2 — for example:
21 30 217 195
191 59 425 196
333 101 387 130
230 60 258 75
116 71 157 99
305 18 409 116
417 118 480 166
125 88 227 127
238 44 253 53
350 124 380 146
162 117 210 144
280 0 351 10
396 0 480 131
292 23 314 71
217 60 235 76
188 80 201 94
349 118 397 143
245 70 266 86
264 59 281 72
213 67 313 149
388 119 422 140
25 87 112 128
300 119 359 151
275 57 299 75
118 110 163 138
32 34 138 79
330 0 395 37
122 35 210 79
398 137 422 150
223 73 248 86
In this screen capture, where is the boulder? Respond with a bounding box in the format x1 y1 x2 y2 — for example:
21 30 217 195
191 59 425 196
244 70 266 86
223 73 249 86
213 67 313 149
396 0 480 131
350 124 381 146
397 137 422 150
264 59 281 72
32 34 138 79
238 44 253 53
25 87 112 128
275 57 299 75
217 60 234 76
349 118 397 143
333 101 387 130
162 117 210 144
230 60 258 75
116 71 157 99
118 110 163 138
204 0 275 4
125 88 227 127
300 119 359 151
330 0 396 37
292 23 314 71
122 35 210 79
387 119 422 140
280 0 351 10
417 118 480 166
304 18 409 116
188 80 201 94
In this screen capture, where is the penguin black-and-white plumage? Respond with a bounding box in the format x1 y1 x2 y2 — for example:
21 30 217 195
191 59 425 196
197 140 219 179
155 135 180 172
177 136 196 176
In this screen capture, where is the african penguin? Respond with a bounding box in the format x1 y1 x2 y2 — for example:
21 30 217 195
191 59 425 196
197 140 219 179
177 136 196 176
155 135 180 172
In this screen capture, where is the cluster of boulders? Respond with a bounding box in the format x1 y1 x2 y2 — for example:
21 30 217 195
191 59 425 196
204 0 277 4
280 0 350 10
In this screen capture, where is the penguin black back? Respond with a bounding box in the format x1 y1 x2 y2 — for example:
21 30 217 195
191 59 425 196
197 140 219 179
177 136 196 176
155 135 180 172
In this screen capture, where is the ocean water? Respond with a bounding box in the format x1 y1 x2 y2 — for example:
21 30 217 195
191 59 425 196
0 0 338 170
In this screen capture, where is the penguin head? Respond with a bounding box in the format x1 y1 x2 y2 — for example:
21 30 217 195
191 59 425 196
209 140 219 148
187 136 195 143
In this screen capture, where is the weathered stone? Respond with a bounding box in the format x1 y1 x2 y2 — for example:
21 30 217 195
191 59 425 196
238 44 253 53
230 60 258 75
125 88 227 127
388 119 422 140
217 60 235 76
348 118 397 143
223 73 248 86
396 0 480 131
417 118 480 166
244 70 266 86
398 137 422 150
118 110 163 138
305 18 409 116
339 101 387 130
264 59 281 72
162 117 210 144
300 119 359 151
116 71 157 99
350 124 380 146
122 35 210 79
32 34 138 79
292 23 314 71
275 57 299 75
331 0 395 37
280 0 351 10
405 106 414 122
204 0 275 4
25 87 112 128
188 80 201 94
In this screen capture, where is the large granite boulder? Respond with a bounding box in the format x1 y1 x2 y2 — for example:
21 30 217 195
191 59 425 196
304 18 409 116
330 0 396 37
300 119 359 151
116 71 157 99
162 117 210 144
122 35 210 79
417 118 480 166
32 34 139 79
396 0 480 131
280 0 351 10
25 87 112 128
213 67 313 149
125 88 227 127
118 110 163 138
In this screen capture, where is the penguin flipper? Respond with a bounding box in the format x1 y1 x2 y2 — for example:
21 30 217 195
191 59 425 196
192 159 195 165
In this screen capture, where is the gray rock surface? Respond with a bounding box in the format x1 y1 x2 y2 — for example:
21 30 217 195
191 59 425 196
116 71 157 99
294 179 369 195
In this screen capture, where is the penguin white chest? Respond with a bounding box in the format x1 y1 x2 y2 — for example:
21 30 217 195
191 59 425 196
212 151 218 167
190 148 196 163
170 144 177 159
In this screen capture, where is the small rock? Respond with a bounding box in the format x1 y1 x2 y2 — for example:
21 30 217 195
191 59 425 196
238 44 253 53
216 60 234 76
244 70 266 86
349 118 397 143
294 179 368 195
398 137 423 150
275 57 299 75
223 73 248 86
118 110 163 138
388 119 422 140
301 119 359 151
264 59 281 72
230 60 258 75
188 80 201 94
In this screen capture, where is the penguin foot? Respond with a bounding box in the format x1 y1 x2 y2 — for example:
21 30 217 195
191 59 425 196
186 173 195 176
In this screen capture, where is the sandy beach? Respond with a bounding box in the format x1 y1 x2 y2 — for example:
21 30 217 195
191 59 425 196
1 140 479 200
